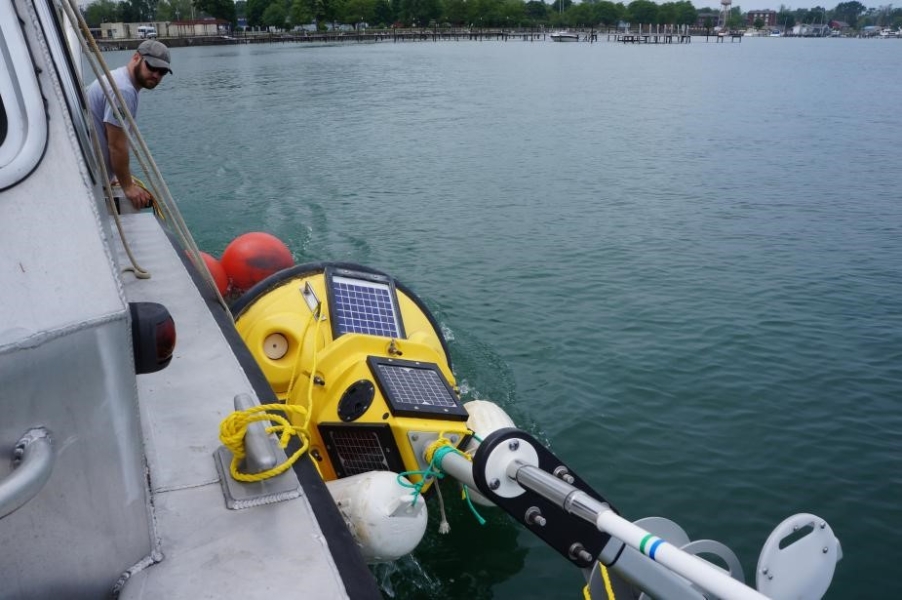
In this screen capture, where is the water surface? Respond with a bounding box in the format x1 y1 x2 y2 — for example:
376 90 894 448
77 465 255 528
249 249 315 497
119 37 902 598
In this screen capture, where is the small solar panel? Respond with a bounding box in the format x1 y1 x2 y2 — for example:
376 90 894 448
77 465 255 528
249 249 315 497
327 271 403 339
368 357 469 420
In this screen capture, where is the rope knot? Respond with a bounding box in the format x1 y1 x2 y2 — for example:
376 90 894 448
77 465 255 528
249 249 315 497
219 404 309 482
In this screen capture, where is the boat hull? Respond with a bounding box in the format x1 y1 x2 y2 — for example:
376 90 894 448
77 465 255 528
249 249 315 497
550 33 580 42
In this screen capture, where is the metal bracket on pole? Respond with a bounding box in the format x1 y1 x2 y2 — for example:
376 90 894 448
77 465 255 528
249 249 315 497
469 428 614 568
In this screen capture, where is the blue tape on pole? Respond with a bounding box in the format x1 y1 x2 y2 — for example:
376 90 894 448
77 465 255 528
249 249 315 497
648 538 664 561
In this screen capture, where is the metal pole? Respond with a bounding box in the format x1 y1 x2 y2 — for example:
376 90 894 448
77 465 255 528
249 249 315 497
595 511 767 600
435 446 770 600
233 393 278 473
511 464 769 600
0 428 54 520
435 448 479 490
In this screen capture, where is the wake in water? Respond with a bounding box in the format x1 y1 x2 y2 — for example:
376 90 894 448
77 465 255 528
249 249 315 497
439 318 549 441
372 555 443 598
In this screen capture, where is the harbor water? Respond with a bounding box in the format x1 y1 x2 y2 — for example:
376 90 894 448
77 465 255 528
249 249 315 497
114 36 900 598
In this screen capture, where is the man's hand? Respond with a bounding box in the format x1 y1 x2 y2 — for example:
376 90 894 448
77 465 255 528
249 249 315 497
106 123 152 209
123 182 153 209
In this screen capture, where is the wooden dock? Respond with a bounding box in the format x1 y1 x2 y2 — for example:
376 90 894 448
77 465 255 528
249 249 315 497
714 32 744 42
96 27 741 51
97 30 560 50
610 33 692 44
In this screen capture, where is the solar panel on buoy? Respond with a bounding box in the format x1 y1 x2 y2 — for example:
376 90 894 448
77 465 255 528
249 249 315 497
329 273 403 338
368 357 468 420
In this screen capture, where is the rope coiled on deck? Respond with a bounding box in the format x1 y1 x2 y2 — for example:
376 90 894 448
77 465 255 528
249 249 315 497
219 404 310 482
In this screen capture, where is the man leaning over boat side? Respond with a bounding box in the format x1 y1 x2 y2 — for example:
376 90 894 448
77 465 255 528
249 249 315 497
86 40 172 211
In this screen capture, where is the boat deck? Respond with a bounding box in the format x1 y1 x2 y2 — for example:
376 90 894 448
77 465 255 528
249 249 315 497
113 213 372 598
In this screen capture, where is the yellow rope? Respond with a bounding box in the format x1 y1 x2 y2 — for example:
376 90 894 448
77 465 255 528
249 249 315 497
582 563 616 600
220 297 324 483
219 404 309 482
424 433 470 466
285 298 324 432
600 564 616 599
305 306 324 422
132 177 166 221
286 305 320 414
284 313 309 403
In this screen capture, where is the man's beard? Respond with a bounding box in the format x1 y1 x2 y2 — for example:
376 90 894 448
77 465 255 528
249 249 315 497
135 68 158 90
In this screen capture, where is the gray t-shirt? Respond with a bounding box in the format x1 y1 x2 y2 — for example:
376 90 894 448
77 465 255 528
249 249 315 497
86 66 139 180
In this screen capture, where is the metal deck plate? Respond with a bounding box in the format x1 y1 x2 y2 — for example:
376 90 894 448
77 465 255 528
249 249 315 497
213 446 303 510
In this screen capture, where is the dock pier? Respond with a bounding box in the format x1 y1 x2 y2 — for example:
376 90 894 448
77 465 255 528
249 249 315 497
608 24 692 44
95 26 741 51
712 31 744 42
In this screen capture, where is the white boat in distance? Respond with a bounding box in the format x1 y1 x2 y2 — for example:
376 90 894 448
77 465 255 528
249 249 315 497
550 30 580 42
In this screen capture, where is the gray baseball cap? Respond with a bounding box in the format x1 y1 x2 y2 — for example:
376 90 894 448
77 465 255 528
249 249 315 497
137 40 172 74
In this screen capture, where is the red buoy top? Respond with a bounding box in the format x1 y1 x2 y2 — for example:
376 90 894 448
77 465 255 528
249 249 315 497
200 251 229 295
221 232 294 292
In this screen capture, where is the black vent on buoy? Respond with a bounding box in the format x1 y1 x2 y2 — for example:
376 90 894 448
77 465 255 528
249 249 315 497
338 380 375 422
318 423 405 479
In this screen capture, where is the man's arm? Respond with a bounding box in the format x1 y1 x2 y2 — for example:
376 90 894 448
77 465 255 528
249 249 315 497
106 122 151 209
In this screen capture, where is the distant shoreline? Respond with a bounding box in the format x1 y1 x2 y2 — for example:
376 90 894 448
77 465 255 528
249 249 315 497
95 24 889 51
94 27 699 50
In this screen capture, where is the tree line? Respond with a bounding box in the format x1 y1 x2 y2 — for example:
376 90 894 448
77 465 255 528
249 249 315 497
83 0 901 32
85 0 236 26
757 2 901 30
83 0 695 29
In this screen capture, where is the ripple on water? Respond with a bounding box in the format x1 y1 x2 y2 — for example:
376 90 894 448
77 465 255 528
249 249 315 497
135 40 902 599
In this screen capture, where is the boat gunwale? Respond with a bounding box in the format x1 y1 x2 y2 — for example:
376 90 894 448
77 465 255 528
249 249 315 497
163 229 383 599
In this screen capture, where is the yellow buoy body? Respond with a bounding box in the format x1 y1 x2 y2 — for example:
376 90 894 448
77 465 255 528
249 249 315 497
233 263 471 488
